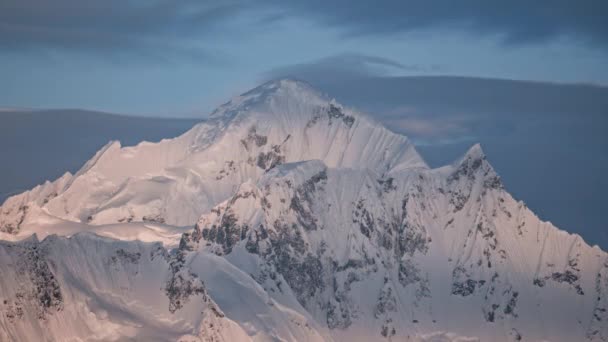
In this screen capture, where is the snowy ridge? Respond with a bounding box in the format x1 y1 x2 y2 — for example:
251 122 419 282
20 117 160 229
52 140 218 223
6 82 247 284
192 150 608 341
0 79 607 341
1 79 425 231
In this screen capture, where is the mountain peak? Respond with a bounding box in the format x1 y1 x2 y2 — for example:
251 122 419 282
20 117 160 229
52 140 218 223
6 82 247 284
451 143 486 168
448 143 503 190
463 143 485 160
207 79 428 172
244 78 321 97
209 78 328 120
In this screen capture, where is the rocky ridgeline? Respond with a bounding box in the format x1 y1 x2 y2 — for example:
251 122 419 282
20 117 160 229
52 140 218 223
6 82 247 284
190 130 608 341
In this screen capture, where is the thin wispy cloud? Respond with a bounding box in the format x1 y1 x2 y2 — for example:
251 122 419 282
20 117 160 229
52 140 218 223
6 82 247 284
261 0 608 48
266 54 608 142
0 0 246 63
2 0 607 64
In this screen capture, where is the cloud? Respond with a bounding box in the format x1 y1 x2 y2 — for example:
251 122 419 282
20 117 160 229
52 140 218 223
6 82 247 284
261 0 608 48
265 53 435 83
0 0 245 63
266 54 608 141
4 0 606 62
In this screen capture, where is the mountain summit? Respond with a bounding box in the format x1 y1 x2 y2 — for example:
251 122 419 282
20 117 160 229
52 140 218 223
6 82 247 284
0 78 425 230
0 80 606 342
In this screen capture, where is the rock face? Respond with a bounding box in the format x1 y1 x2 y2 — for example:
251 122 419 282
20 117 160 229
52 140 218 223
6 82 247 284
0 233 325 342
0 79 607 342
192 149 608 342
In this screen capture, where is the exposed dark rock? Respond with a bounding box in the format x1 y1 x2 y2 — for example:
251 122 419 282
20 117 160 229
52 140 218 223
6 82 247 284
241 126 268 151
274 252 324 305
448 155 483 183
327 104 355 127
485 304 500 322
353 199 374 238
511 329 523 341
165 248 207 313
1 204 28 234
11 240 64 319
451 266 483 297
110 249 141 265
325 299 352 330
415 277 432 300
150 243 169 261
245 225 268 255
452 279 479 297
447 150 501 211
449 189 471 212
216 160 237 180
343 271 362 292
533 278 546 287
374 285 397 318
290 170 327 231
4 292 25 322
179 224 204 252
200 209 249 255
142 214 165 224
551 270 578 284
244 219 326 309
484 174 503 190
41 192 58 205
380 233 393 250
380 319 396 338
308 104 355 129
257 146 285 171
336 259 365 272
398 260 421 287
377 178 397 193
398 222 429 257
117 214 134 223
503 291 519 317
544 270 585 295
568 258 581 272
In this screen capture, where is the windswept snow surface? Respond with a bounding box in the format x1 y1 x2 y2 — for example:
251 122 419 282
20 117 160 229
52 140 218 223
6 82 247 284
0 79 607 341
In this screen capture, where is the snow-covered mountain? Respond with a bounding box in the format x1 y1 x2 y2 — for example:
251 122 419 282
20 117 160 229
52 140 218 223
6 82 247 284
0 79 606 341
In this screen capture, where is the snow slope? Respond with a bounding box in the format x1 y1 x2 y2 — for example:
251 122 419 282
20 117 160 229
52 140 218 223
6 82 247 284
0 79 606 341
0 233 327 342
